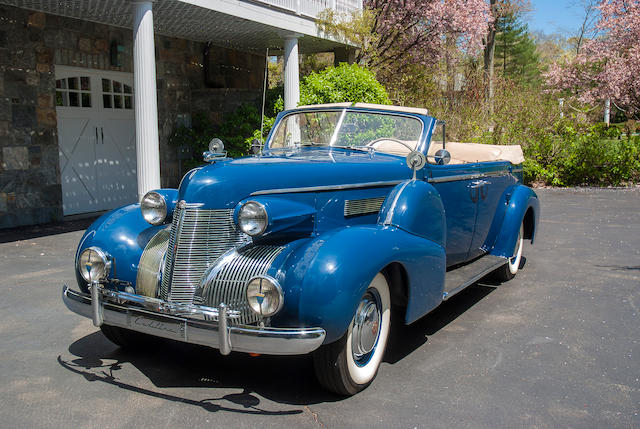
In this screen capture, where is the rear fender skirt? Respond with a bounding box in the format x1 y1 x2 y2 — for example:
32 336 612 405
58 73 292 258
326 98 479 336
489 185 540 258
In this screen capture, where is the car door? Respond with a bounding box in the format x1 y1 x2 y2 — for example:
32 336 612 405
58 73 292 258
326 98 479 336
426 163 479 267
467 162 516 259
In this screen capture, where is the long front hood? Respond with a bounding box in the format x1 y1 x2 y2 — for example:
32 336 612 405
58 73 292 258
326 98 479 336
178 149 412 208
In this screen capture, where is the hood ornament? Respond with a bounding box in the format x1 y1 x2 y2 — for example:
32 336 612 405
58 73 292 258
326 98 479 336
203 138 228 162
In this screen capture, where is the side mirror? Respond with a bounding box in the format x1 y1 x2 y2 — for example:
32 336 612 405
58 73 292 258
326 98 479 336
406 151 426 179
433 149 451 165
250 138 262 155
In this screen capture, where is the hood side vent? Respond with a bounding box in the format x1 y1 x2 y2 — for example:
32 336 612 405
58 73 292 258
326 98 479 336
344 196 386 218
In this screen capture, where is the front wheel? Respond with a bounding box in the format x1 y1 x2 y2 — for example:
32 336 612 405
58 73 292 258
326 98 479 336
313 272 391 395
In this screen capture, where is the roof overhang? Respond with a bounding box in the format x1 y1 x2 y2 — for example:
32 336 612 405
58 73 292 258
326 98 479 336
0 0 358 54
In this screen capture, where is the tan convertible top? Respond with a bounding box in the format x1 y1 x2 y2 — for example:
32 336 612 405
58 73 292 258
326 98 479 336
296 102 429 116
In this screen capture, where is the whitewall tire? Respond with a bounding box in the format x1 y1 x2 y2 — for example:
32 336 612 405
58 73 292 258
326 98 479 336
313 272 391 395
491 224 524 282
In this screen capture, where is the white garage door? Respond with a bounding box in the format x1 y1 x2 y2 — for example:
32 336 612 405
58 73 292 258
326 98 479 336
55 66 138 215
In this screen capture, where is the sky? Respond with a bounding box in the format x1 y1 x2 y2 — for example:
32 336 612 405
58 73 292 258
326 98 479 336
526 0 592 35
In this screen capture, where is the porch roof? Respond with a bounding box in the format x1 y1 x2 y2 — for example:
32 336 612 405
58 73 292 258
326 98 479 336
0 0 360 53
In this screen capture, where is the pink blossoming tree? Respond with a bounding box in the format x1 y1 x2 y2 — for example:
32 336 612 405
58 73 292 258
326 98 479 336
320 0 491 72
545 0 640 115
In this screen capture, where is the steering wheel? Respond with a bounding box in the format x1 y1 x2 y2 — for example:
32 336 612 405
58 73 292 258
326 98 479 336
366 137 415 152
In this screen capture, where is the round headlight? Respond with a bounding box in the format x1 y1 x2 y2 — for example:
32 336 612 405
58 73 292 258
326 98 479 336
246 276 283 317
78 247 111 283
237 201 268 236
141 191 167 225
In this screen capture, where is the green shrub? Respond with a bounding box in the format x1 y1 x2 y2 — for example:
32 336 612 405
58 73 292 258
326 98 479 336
522 123 640 186
300 63 391 105
251 63 390 144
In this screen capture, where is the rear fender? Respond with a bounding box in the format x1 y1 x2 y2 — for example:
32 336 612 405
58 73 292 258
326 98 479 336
489 185 540 258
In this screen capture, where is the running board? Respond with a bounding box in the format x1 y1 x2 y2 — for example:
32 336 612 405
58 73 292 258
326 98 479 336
443 255 506 300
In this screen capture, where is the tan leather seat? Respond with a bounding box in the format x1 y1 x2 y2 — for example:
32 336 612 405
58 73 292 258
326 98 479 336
369 139 524 165
427 142 524 165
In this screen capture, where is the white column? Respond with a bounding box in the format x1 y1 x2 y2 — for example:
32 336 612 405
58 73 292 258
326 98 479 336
133 1 161 200
283 35 300 110
604 98 611 126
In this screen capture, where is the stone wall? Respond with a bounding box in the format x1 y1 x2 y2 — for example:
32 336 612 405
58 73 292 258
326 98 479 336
0 5 265 229
0 7 61 228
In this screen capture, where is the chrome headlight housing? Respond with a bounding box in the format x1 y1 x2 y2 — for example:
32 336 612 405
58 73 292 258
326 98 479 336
141 191 167 225
246 275 283 317
237 201 268 236
77 247 111 283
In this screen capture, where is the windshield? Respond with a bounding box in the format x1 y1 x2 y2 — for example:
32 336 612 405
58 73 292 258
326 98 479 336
268 110 423 153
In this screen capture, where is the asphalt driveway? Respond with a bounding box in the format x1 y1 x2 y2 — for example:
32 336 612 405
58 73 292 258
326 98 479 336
0 188 638 428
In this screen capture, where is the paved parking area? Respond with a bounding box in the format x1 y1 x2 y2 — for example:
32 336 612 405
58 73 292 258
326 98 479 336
0 188 638 428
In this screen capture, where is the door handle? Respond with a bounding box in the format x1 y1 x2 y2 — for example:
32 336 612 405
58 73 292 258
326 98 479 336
101 127 104 144
95 127 98 143
469 180 486 189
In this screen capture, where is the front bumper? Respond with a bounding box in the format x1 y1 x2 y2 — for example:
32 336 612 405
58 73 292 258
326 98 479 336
62 285 325 355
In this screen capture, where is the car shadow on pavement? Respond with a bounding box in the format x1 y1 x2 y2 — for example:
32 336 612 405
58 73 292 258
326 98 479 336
57 282 498 408
58 329 339 409
384 283 496 364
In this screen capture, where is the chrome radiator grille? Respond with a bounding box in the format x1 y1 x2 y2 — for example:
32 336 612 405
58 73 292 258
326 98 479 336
160 203 250 303
200 245 285 325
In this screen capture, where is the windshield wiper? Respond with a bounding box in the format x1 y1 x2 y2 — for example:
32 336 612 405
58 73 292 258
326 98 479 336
330 145 375 153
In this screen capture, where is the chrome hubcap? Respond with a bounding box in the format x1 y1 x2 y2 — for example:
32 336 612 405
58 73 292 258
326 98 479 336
352 290 382 364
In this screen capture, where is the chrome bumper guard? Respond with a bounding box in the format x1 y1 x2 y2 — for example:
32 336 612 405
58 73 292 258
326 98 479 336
62 285 325 355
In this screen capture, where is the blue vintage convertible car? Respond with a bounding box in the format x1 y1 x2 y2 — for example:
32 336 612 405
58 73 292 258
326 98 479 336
63 103 539 395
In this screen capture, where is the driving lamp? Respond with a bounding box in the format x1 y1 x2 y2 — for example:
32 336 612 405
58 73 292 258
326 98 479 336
237 201 268 236
78 247 111 283
246 276 283 317
141 191 167 225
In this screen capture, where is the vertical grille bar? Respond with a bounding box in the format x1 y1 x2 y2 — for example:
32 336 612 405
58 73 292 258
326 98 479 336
160 203 250 304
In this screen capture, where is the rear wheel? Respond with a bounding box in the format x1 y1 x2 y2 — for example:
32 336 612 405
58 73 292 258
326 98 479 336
313 272 391 395
491 224 524 282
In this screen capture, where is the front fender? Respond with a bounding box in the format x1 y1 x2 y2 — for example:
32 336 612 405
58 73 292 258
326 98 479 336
277 225 445 343
378 180 446 245
490 185 540 258
75 203 164 291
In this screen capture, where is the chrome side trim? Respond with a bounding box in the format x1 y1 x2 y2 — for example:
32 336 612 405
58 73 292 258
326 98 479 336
63 285 326 355
383 180 411 225
428 170 510 184
250 180 403 196
344 196 386 217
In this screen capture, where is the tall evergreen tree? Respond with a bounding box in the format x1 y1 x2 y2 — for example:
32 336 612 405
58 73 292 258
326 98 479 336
494 13 541 86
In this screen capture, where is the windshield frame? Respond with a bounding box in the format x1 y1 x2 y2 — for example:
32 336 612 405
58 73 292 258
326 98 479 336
265 107 429 154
